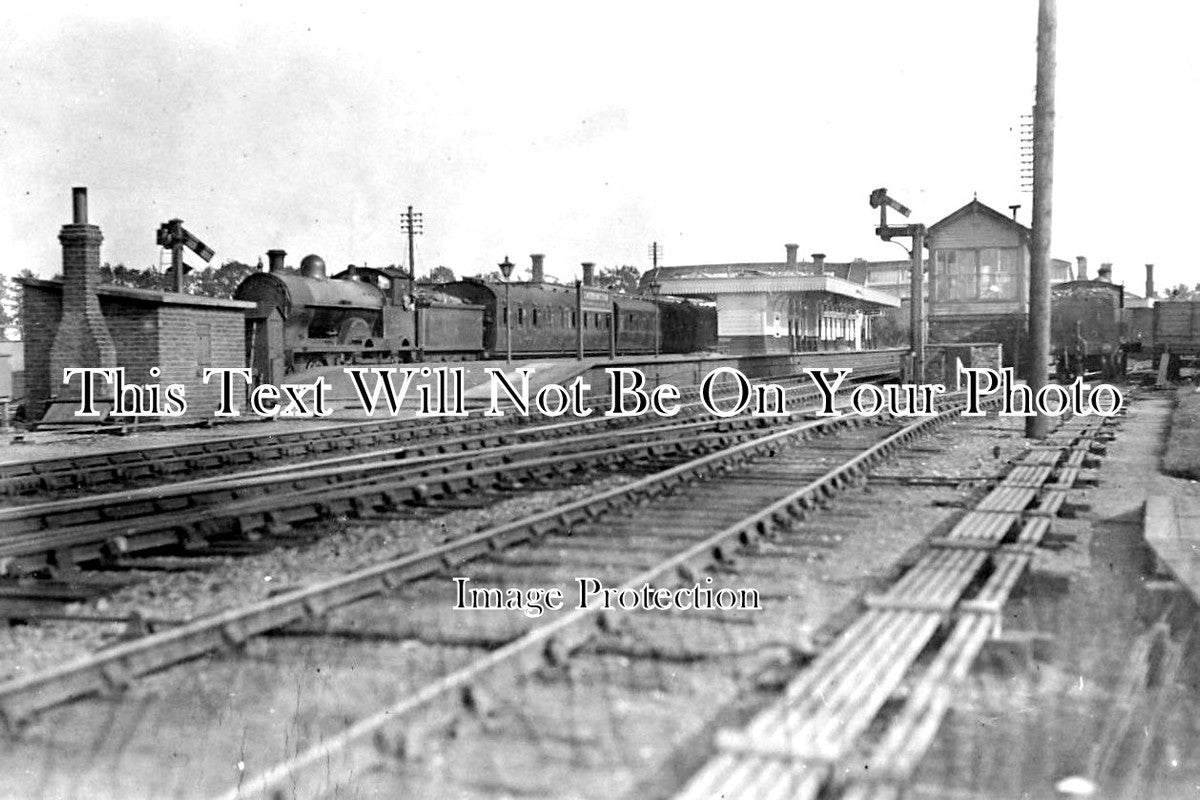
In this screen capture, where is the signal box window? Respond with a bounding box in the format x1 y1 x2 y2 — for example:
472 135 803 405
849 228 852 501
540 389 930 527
935 247 1019 302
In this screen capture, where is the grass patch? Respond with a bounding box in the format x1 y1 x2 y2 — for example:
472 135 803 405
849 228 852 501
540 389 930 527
1163 387 1200 479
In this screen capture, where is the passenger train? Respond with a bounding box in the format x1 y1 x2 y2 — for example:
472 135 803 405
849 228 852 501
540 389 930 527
233 253 717 383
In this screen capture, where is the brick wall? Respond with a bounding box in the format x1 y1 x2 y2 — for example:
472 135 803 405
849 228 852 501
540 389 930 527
102 302 159 387
20 284 61 418
157 306 246 418
930 313 1026 371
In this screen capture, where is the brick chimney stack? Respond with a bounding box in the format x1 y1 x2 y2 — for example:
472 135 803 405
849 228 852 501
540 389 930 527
812 253 826 276
48 187 116 404
1146 263 1155 299
530 253 545 283
785 244 798 267
581 262 595 287
1075 256 1088 280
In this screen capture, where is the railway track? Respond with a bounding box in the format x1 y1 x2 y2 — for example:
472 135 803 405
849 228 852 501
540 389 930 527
0 414 774 575
0 353 903 499
0 367 896 575
209 405 1111 800
0 390 1026 800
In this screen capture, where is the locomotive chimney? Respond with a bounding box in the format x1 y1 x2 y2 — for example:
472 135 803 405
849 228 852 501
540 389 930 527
267 249 287 274
785 243 798 267
1146 263 1155 299
581 262 595 287
1098 262 1113 283
812 253 826 276
530 253 545 283
1075 255 1088 280
48 187 117 411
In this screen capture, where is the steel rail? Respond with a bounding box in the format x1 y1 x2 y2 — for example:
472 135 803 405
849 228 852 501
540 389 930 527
0 409 876 728
0 377 892 570
0 355 902 496
0 418 782 574
213 402 982 800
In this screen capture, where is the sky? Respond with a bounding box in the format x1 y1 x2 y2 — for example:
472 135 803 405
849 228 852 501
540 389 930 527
1 1 1197 292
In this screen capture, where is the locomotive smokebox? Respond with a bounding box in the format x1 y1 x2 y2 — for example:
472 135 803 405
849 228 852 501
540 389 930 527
581 262 595 287
1098 263 1112 283
1076 256 1088 280
785 244 798 267
530 253 545 283
1146 263 1155 298
812 253 826 276
267 249 287 274
300 254 327 280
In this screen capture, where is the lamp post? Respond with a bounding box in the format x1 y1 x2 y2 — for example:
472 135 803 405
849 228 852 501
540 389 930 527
499 256 514 363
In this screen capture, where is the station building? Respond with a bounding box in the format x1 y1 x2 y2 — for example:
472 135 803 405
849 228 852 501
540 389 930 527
20 189 253 423
644 246 901 355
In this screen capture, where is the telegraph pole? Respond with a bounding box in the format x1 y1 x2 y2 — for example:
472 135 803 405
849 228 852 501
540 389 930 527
400 206 423 276
1027 0 1056 439
649 242 663 269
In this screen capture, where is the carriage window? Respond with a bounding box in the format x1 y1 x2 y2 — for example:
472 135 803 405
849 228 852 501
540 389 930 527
518 307 525 326
571 311 578 328
532 308 539 327
604 315 610 330
502 304 508 325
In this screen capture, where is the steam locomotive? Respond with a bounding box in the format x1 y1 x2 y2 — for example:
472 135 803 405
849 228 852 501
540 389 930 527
234 252 716 383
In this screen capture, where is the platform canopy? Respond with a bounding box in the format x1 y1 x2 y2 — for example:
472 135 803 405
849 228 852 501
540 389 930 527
651 272 900 308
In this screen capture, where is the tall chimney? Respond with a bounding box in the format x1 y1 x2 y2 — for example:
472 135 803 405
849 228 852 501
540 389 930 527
267 249 286 274
1075 255 1088 280
530 253 545 283
1098 262 1113 283
72 187 88 224
48 187 117 410
812 253 826 276
581 262 595 287
1146 264 1155 299
785 243 799 267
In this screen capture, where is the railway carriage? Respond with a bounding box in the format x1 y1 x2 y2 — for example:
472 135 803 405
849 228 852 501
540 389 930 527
435 279 660 358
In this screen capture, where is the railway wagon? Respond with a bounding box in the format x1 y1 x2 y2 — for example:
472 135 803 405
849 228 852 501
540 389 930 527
1145 300 1200 378
1050 279 1125 379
